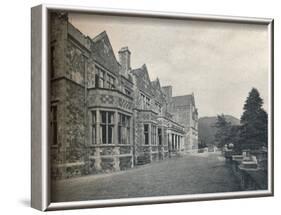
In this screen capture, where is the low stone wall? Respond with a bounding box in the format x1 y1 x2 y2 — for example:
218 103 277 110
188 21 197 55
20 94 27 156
135 145 169 165
51 162 85 180
231 160 267 190
151 153 159 161
136 153 151 165
119 156 133 170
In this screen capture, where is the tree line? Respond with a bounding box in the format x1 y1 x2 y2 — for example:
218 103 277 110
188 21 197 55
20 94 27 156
214 88 268 153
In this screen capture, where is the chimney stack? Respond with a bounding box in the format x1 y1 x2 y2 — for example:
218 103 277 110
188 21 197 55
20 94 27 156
118 47 131 73
162 86 173 100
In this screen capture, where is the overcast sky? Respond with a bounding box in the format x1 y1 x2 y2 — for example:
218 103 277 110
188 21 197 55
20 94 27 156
69 13 269 119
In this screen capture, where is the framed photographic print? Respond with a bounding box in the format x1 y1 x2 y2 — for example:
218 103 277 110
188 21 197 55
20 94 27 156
31 4 274 211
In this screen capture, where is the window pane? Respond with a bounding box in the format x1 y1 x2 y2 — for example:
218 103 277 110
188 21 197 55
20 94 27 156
99 69 104 78
99 78 104 88
125 116 129 127
118 125 121 144
145 132 149 145
127 127 130 144
101 111 106 123
123 126 126 144
141 94 145 109
144 124 148 132
92 111 96 124
144 124 149 145
117 113 130 144
106 74 115 89
111 77 115 89
121 114 125 126
108 125 113 144
100 70 104 88
92 125 96 144
108 112 114 124
151 126 154 145
95 74 99 88
158 128 162 145
101 125 106 144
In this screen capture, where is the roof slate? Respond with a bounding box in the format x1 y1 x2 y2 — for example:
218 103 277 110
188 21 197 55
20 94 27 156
131 64 155 96
172 94 195 106
91 31 120 75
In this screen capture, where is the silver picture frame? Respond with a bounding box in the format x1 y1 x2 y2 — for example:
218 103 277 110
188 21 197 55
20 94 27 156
31 4 274 211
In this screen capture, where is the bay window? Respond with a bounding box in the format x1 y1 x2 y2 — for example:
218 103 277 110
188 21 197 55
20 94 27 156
91 110 133 145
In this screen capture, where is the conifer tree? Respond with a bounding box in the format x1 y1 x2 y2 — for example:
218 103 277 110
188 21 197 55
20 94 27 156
240 88 268 150
214 114 232 148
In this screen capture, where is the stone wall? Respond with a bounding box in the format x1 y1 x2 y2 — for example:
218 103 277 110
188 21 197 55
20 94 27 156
87 145 133 174
170 97 199 151
66 40 86 85
87 88 134 112
50 12 89 179
50 13 68 79
51 77 87 179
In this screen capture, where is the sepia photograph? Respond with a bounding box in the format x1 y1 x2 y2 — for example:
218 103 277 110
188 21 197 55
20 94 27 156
38 7 273 207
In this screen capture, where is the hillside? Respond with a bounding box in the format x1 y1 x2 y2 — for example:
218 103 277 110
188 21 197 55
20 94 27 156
198 115 240 147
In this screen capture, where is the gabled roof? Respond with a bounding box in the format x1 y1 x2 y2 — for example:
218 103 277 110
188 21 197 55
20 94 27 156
91 31 120 75
151 78 167 104
67 22 91 52
172 94 195 107
130 64 154 96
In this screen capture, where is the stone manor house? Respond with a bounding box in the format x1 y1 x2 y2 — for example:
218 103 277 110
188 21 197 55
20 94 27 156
50 13 198 179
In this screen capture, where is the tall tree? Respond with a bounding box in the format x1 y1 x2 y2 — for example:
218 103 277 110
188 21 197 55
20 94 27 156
228 125 242 153
214 114 232 148
240 88 268 150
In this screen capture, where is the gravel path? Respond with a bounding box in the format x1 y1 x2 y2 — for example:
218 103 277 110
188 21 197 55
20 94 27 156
51 152 241 202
